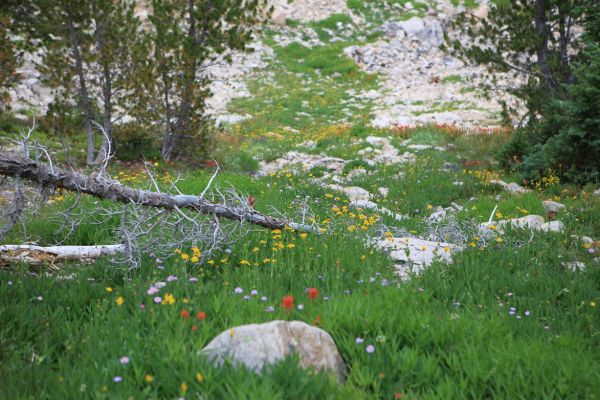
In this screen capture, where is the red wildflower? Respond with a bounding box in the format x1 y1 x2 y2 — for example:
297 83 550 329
191 325 198 331
547 211 555 221
196 311 206 321
313 315 321 326
308 288 319 300
180 309 190 320
281 295 295 313
248 195 255 208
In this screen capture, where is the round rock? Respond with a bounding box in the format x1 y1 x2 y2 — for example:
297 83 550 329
199 320 346 383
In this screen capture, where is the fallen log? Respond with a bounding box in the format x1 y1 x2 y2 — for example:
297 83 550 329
0 151 317 232
0 244 126 266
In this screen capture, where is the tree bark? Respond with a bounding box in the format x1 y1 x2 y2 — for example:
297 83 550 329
161 0 198 161
67 18 95 166
0 151 318 233
0 244 125 265
95 19 113 165
534 0 553 90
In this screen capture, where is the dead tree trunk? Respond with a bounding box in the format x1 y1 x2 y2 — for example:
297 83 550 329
0 151 316 232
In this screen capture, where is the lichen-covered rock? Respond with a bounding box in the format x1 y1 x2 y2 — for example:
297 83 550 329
199 320 346 383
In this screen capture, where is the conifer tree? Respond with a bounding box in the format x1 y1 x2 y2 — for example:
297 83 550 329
149 0 268 161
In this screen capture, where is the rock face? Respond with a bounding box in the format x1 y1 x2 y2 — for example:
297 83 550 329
200 320 347 383
269 0 354 23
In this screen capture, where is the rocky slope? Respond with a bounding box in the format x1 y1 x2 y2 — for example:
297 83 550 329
7 0 520 129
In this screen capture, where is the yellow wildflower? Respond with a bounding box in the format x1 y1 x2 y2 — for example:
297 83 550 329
162 293 175 305
116 296 124 306
144 374 154 383
195 372 204 383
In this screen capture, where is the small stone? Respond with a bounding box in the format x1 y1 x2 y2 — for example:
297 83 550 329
542 201 566 213
537 221 565 233
377 187 389 198
561 261 586 272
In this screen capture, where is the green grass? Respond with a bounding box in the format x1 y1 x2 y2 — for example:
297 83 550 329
2 124 600 399
2 8 600 398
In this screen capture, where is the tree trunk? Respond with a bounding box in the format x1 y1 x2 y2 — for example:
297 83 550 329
67 18 95 166
534 0 553 90
161 0 198 161
0 151 319 233
0 244 125 265
94 20 113 165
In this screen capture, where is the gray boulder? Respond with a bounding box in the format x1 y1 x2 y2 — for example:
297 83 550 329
200 320 346 383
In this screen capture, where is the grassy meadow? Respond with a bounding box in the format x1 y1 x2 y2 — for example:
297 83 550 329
2 1 600 398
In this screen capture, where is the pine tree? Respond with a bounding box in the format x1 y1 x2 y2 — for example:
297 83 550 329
149 0 269 161
25 0 147 165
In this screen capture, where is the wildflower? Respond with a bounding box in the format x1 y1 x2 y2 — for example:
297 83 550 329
181 253 189 261
191 256 199 263
524 311 531 316
260 296 268 302
155 282 166 289
207 259 215 265
119 356 130 365
189 277 198 283
234 287 243 294
140 303 145 310
195 372 204 383
144 374 154 383
191 325 197 331
113 376 123 383
265 306 275 312
240 259 251 266
381 279 389 286
251 289 258 295
162 293 175 305
147 286 159 295
297 304 304 310
323 296 330 301
105 287 113 293
308 287 319 300
300 233 308 239
355 337 364 344
591 301 597 308
197 311 206 321
365 345 375 353
180 382 188 394
281 295 295 313
181 309 190 319
116 296 124 306
153 296 162 303
167 275 177 282
243 295 250 300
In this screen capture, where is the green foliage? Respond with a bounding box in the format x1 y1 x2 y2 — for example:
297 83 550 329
309 13 353 42
518 45 600 183
112 123 160 161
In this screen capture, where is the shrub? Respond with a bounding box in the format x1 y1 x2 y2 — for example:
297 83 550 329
112 123 160 161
